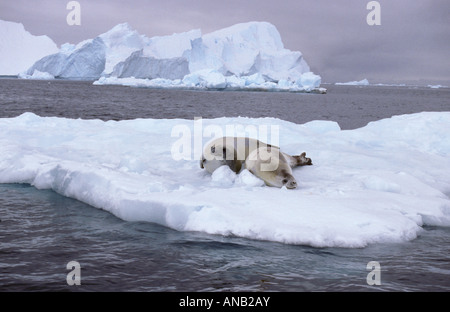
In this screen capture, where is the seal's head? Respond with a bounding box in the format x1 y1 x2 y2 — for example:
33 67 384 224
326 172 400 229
282 173 298 189
270 170 297 189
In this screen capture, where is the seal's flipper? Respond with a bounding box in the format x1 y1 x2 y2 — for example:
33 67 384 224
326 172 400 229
293 152 312 166
283 152 312 167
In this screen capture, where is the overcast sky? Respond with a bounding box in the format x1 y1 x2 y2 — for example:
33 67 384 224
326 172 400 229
1 0 449 84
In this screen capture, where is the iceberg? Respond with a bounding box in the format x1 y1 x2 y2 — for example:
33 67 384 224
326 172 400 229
0 20 58 75
296 71 322 91
18 69 55 80
22 21 322 91
1 112 449 248
335 79 370 86
18 69 54 80
428 84 448 89
107 21 321 91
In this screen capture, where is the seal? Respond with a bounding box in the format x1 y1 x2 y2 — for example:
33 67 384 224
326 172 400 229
200 136 312 188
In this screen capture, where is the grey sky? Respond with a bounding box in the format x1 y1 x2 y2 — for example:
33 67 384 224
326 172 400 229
1 0 449 84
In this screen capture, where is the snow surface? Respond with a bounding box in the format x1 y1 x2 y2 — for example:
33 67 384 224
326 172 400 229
0 20 58 75
1 112 449 248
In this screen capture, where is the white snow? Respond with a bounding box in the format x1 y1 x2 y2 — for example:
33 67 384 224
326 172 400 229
1 112 449 248
335 79 370 86
0 20 58 75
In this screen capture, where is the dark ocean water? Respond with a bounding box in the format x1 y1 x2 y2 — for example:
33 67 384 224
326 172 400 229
0 78 449 292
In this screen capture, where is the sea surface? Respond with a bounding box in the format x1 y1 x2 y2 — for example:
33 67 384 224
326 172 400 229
0 78 449 292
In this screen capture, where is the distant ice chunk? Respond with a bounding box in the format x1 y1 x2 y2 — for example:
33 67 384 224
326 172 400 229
335 79 370 86
182 69 227 89
18 69 54 80
428 84 448 89
295 72 322 91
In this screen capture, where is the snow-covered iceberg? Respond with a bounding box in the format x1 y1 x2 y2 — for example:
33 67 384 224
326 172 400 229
1 112 449 248
22 21 322 91
0 20 58 75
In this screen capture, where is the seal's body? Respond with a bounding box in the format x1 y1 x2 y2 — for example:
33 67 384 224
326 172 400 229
200 137 312 189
